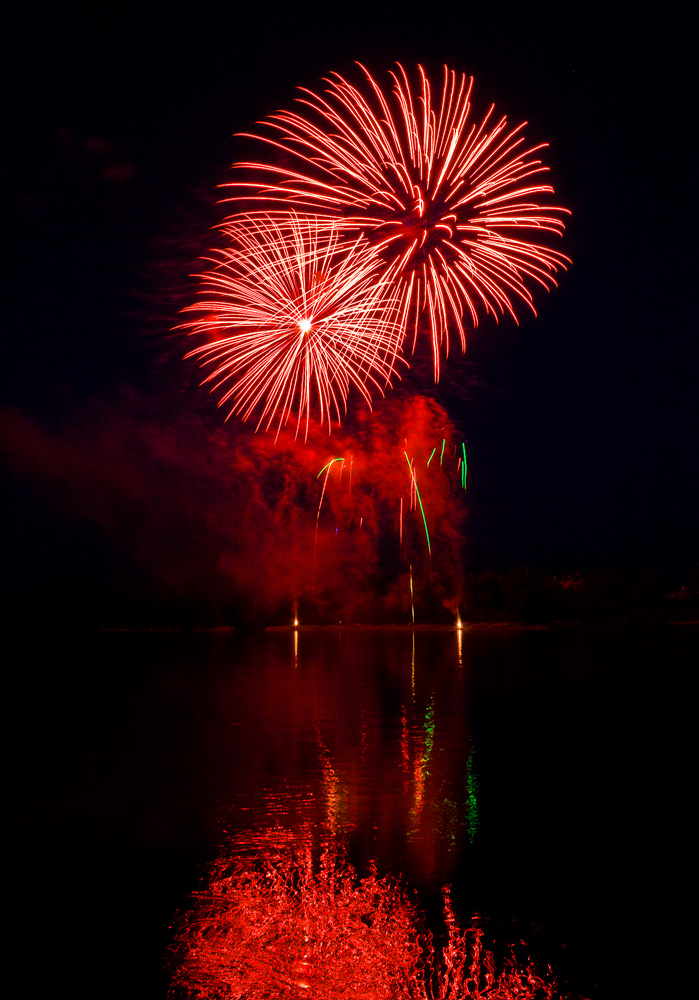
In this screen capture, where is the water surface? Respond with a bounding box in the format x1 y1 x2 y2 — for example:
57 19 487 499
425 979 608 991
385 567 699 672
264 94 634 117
10 625 695 997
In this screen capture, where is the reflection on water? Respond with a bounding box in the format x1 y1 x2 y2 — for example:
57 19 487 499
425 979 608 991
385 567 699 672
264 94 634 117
169 826 561 999
219 630 479 886
13 624 696 998
169 630 584 997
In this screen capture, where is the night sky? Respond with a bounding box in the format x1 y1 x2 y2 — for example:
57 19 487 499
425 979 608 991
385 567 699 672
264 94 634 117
4 2 697 621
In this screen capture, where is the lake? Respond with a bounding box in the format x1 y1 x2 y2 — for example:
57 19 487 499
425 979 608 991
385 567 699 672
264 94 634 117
9 624 695 997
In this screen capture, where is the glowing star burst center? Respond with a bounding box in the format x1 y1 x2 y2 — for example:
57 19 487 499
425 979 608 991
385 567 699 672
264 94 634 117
372 187 458 269
298 318 313 334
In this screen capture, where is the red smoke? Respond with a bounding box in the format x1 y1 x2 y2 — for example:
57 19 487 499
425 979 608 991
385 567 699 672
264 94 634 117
1 391 467 624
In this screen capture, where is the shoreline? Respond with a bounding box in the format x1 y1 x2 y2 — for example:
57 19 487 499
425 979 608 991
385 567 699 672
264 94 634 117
91 619 699 633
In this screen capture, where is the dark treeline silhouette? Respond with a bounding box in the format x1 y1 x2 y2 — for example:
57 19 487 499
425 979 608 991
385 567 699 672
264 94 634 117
458 567 697 625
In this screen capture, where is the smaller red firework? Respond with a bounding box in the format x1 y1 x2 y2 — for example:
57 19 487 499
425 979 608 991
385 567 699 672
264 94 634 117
182 214 406 437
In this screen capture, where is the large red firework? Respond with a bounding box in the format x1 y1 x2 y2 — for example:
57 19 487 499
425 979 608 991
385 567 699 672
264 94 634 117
226 63 570 379
182 214 406 436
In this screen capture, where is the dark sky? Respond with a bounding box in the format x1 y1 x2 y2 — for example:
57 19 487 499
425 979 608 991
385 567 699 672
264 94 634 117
3 2 697 614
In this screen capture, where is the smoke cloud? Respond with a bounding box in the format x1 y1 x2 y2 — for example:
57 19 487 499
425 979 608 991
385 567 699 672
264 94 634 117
1 391 467 625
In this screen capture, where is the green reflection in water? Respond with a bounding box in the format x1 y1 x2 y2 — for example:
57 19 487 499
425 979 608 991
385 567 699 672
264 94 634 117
465 739 480 844
423 696 435 769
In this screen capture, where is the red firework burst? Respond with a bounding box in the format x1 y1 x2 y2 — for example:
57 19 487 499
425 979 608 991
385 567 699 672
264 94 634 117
225 63 570 378
181 214 406 437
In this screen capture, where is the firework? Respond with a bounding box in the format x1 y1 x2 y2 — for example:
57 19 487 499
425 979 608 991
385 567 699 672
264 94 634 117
182 214 406 436
226 63 570 378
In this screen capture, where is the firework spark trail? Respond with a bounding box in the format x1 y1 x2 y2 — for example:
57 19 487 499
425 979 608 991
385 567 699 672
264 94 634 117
313 457 344 592
309 425 463 589
181 214 406 437
404 451 431 556
225 63 570 379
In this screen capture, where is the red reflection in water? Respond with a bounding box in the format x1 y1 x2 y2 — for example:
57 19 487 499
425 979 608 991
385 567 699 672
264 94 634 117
169 830 565 999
